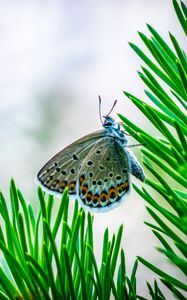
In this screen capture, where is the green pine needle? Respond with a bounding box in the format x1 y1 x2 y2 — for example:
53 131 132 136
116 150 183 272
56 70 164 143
119 0 187 298
0 182 138 299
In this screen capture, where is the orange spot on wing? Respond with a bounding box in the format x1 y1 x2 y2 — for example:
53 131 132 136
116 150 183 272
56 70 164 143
79 175 85 184
109 187 117 198
99 192 108 200
125 181 129 187
59 180 67 188
80 184 88 195
92 194 100 205
68 181 76 191
86 192 92 202
99 191 109 204
117 181 129 193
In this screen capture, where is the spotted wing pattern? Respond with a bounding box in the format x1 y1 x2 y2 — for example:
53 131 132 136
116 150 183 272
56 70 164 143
78 137 130 211
36 130 106 196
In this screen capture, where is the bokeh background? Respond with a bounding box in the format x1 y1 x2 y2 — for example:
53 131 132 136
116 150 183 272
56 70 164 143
0 0 186 298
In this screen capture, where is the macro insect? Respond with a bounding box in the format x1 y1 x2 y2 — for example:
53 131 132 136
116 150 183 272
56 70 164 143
36 97 144 212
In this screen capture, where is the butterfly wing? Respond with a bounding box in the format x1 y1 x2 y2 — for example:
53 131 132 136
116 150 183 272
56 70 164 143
36 130 106 196
78 137 130 212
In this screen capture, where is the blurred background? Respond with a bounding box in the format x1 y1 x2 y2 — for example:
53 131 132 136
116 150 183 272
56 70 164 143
0 0 186 298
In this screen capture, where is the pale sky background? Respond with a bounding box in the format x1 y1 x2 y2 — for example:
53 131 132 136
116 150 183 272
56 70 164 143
0 0 186 298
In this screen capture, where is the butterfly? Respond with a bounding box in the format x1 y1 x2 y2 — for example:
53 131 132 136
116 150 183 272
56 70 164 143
36 97 144 212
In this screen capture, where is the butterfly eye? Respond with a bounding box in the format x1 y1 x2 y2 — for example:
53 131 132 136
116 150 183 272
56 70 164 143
104 121 113 127
103 116 115 128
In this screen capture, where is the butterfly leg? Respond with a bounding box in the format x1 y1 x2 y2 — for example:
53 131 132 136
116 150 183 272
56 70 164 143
126 151 145 182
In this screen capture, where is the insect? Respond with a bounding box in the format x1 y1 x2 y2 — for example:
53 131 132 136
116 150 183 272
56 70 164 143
36 97 144 212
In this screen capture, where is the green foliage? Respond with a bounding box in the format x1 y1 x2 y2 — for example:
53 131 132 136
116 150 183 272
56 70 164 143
119 0 187 298
0 1 186 300
0 179 138 300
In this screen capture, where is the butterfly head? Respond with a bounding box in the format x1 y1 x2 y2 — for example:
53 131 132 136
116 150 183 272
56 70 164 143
103 115 115 129
103 115 128 146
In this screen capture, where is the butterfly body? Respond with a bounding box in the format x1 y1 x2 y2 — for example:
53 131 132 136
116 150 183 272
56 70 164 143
36 114 144 212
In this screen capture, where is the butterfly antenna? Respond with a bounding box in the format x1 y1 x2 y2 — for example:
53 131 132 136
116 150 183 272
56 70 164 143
106 99 117 117
98 95 103 125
